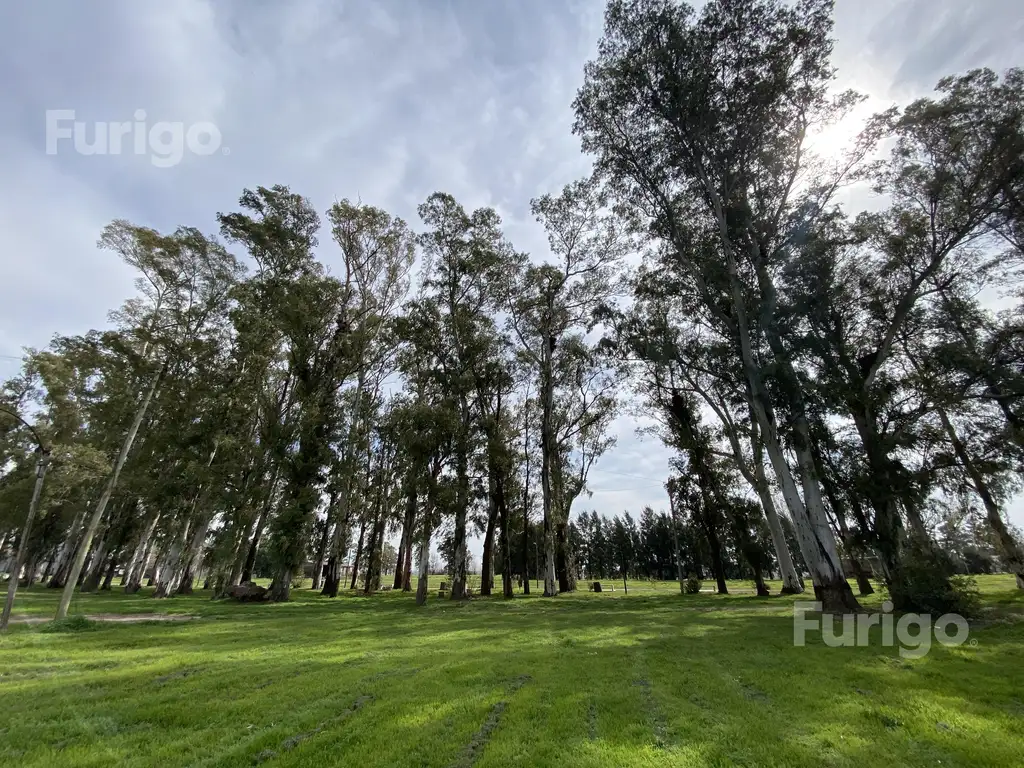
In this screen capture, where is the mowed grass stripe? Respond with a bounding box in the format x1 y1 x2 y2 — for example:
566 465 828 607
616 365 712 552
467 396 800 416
1 575 1022 767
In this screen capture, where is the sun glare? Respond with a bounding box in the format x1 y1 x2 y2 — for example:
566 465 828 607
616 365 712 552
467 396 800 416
805 96 884 159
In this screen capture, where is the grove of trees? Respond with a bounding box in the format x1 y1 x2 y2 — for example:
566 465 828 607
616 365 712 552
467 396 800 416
2 0 1023 627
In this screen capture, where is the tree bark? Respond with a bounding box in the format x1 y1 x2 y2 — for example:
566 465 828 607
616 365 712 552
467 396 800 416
48 504 88 589
540 338 558 597
56 360 165 619
124 506 159 590
496 466 514 599
449 445 470 600
555 521 576 593
363 498 387 596
311 493 335 592
480 472 498 596
321 514 349 597
727 241 857 612
401 536 414 592
81 536 109 593
938 407 1024 587
396 485 416 591
696 502 728 595
1 453 49 632
349 518 367 591
175 514 212 596
153 518 190 598
752 392 856 611
100 554 118 591
415 515 432 607
742 417 803 594
240 472 277 585
667 485 686 595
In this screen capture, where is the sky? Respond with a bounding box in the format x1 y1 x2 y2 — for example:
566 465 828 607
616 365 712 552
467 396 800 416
1 0 1023 553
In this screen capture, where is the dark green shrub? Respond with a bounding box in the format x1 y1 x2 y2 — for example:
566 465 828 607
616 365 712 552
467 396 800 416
39 615 98 633
684 573 702 594
888 539 980 618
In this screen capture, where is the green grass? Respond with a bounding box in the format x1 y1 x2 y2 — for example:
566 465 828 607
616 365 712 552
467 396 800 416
1 575 1022 767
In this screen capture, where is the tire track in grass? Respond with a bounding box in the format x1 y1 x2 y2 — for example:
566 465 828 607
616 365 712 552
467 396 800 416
632 678 669 748
632 648 670 749
447 674 532 768
191 664 419 767
253 694 375 764
248 664 421 763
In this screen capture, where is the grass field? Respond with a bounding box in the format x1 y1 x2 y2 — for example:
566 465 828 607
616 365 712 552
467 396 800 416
1 575 1022 767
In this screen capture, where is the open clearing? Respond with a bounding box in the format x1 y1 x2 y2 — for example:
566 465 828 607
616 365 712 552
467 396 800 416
1 576 1023 767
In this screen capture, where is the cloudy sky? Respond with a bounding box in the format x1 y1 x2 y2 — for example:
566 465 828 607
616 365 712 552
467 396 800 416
2 0 1023 547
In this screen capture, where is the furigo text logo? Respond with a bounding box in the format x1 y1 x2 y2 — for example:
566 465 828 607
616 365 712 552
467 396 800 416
46 109 225 168
793 600 970 659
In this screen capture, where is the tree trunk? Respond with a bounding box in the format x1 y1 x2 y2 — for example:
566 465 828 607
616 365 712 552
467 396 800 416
240 487 275 585
415 520 432 607
753 392 856 611
15 557 32 589
175 514 212 596
100 554 118 591
310 523 331 592
40 555 55 586
850 410 906 581
752 562 770 597
349 518 367 591
363 502 386 596
497 468 514 599
698 505 728 595
48 504 88 589
789 421 861 612
321 513 350 597
396 485 416 591
1 453 49 632
480 472 498 596
311 492 336 592
126 543 154 595
728 247 857 613
540 341 558 597
750 450 803 594
124 507 159 590
667 486 686 594
938 407 1024 587
81 537 109 593
521 398 532 596
449 447 470 600
56 360 165 619
555 521 576 593
153 519 190 598
402 536 414 592
812 448 874 598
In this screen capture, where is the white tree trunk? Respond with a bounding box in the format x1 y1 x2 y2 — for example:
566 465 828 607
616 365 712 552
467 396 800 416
154 518 190 597
415 527 431 606
750 396 855 611
124 506 160 589
56 361 166 619
540 340 558 597
752 456 803 594
1 454 49 631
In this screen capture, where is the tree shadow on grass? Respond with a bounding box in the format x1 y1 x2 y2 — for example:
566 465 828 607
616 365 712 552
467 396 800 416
2 580 1022 767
